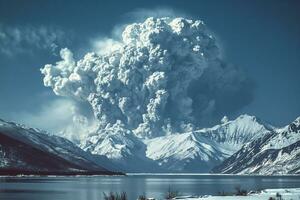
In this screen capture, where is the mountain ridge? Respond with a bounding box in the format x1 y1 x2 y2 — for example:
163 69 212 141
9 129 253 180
1 114 299 175
212 117 300 175
0 118 122 175
80 114 283 173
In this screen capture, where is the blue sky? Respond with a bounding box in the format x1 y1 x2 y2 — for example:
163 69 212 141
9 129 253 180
0 0 299 132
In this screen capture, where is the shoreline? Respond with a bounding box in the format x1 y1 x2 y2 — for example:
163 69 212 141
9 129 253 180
173 188 300 200
1 172 299 177
127 173 300 177
0 169 125 176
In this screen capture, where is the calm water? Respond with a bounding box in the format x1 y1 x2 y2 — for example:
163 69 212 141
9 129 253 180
0 174 300 200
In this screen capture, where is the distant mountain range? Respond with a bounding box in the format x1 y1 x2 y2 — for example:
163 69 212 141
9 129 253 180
0 119 122 175
212 117 300 175
144 115 273 172
0 114 299 175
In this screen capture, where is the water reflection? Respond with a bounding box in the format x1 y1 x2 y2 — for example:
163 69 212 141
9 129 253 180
0 175 299 200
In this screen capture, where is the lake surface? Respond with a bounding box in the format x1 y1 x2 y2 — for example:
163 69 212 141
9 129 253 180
0 174 299 200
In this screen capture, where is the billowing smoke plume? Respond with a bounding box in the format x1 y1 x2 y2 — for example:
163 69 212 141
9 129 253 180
41 17 253 138
0 24 67 56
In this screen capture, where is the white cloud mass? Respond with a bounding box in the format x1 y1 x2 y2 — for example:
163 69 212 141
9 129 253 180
0 25 66 56
9 99 97 143
41 17 253 138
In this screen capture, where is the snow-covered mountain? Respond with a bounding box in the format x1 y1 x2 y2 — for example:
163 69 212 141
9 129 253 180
212 117 300 175
196 115 274 150
2 114 298 175
0 118 120 175
144 114 272 172
145 132 227 172
81 114 274 173
81 121 162 172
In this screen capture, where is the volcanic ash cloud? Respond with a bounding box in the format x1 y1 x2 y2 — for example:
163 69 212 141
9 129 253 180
41 17 252 138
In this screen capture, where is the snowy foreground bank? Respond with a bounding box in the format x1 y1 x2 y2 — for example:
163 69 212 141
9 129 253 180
173 188 300 200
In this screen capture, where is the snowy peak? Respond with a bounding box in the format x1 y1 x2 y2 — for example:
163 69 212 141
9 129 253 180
83 131 145 160
3 113 297 174
81 123 161 172
142 114 272 172
197 114 272 150
219 114 273 133
0 118 119 175
80 114 279 173
262 116 300 151
212 116 300 175
287 116 300 133
145 132 226 172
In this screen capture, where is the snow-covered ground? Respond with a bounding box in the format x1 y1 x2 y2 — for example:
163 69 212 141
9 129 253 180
175 188 300 200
